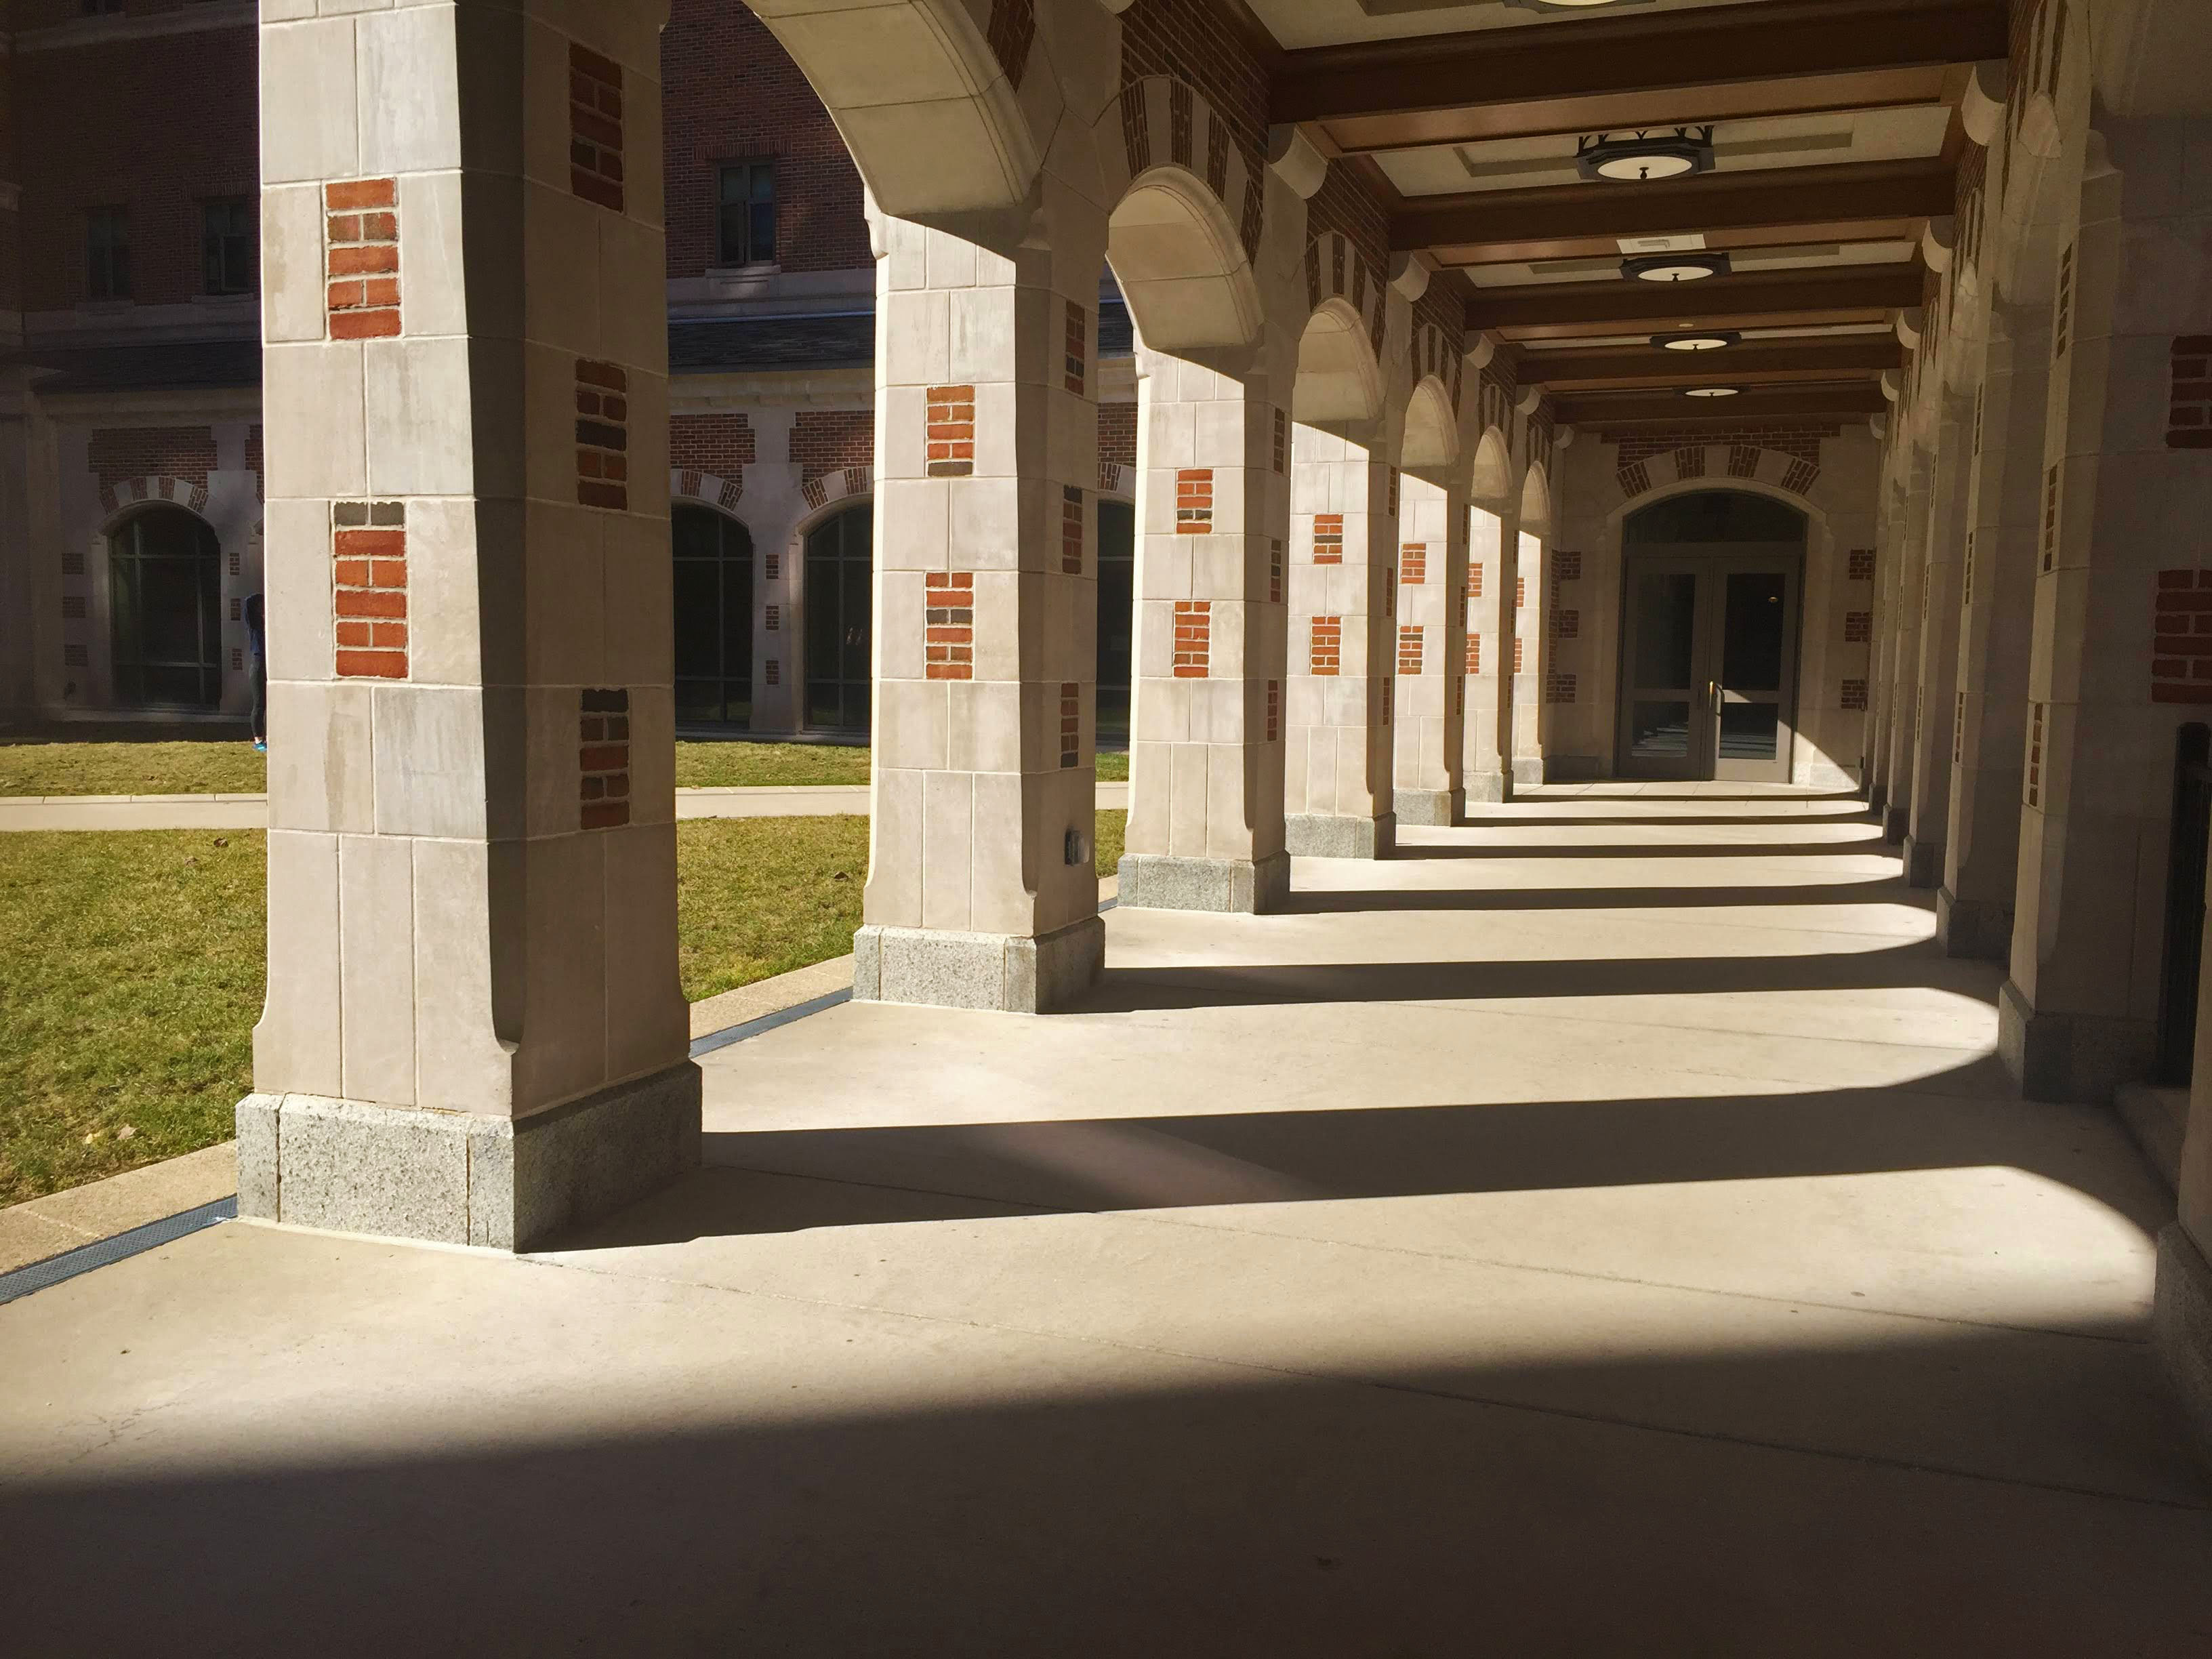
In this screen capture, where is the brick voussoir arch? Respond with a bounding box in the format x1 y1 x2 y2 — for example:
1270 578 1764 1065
98 475 209 523
1302 230 1389 361
1097 462 1135 501
799 464 874 514
671 467 745 518
1096 76 1267 266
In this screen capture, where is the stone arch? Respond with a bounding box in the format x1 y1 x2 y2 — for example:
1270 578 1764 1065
671 466 745 519
798 463 874 516
1095 77 1267 331
1293 295 1383 426
1300 230 1388 364
1603 474 1828 544
1519 460 1554 542
1468 427 1515 510
747 0 1044 218
1105 162 1263 353
1400 375 1458 473
97 474 209 525
1614 439 1828 503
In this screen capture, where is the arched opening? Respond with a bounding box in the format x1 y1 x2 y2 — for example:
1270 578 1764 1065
1401 377 1456 472
1107 171 1261 354
673 504 754 730
1616 489 1809 782
1292 298 1381 426
108 505 222 709
1096 496 1134 748
803 502 872 734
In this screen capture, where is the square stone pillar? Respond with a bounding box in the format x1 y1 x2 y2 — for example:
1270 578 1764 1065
1863 491 1902 811
1941 304 2051 960
1905 397 1973 887
1119 348 1290 913
1509 530 1547 791
1880 468 1931 841
1286 423 1396 857
853 202 1106 1010
1391 474 1468 825
1461 502 1513 803
240 0 698 1250
2003 123 2212 1102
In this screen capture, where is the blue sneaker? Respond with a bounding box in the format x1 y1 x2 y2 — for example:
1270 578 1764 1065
253 739 267 753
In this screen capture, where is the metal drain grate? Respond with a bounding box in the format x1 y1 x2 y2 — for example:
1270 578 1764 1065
0 1195 237 1307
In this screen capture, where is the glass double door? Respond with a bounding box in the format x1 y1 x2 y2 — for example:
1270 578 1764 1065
1617 547 1801 782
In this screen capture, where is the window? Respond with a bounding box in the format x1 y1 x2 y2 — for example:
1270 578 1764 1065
87 207 129 302
110 507 224 710
804 505 871 732
201 199 255 296
716 162 775 268
672 506 754 729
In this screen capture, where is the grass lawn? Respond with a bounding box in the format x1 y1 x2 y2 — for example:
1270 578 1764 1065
1 810 1130 1204
0 739 1132 795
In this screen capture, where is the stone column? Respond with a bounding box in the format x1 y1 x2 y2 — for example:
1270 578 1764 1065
854 194 1107 1010
1286 423 1396 856
1940 303 2050 958
240 0 697 1250
1880 464 1931 840
1904 396 1973 886
2163 947 2212 1463
1863 487 1900 810
2003 124 2212 1102
1391 473 1468 825
1509 529 1547 790
1118 345 1291 913
1462 500 1514 803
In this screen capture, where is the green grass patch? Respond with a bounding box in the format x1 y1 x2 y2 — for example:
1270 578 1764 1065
674 741 872 789
1 808 1132 1202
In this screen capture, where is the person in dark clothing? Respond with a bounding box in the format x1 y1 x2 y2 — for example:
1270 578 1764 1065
245 592 267 752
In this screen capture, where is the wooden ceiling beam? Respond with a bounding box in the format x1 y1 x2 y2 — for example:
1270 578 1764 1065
1519 337 1902 392
1551 385 1890 425
1472 267 1926 335
1395 162 1957 259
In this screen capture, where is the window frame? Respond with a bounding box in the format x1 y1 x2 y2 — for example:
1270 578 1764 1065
713 159 777 271
200 197 257 298
85 205 131 303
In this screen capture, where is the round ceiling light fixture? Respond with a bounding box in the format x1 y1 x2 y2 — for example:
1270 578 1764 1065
1507 0 1658 12
1682 386 1743 398
1576 127 1716 184
1652 330 1742 352
1622 251 1732 283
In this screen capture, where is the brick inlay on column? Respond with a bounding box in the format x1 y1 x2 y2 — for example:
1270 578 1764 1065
1553 551 1581 581
1313 514 1343 562
1963 532 1976 607
1176 469 1213 533
1513 636 1524 673
1267 679 1279 742
325 180 399 340
2170 337 2212 449
1399 543 1426 583
925 572 975 680
1310 615 1340 675
1173 600 1211 678
576 359 630 510
1515 575 1525 609
1060 682 1080 767
1954 689 1967 762
925 385 975 478
332 501 407 680
1269 539 1284 604
1469 562 1483 599
1845 610 1871 642
2026 701 2045 805
2152 569 2212 703
569 45 626 213
765 659 780 685
2054 245 2073 360
2041 464 2060 571
1555 609 1579 640
1841 678 1867 710
1465 631 1479 674
579 689 631 830
1545 673 1576 705
1062 486 1084 575
1064 302 1086 396
1397 624 1423 676
765 604 780 632
1271 409 1286 473
1849 548 1875 581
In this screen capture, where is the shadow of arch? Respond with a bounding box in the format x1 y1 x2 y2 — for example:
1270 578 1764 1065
1293 296 1383 426
1400 375 1458 472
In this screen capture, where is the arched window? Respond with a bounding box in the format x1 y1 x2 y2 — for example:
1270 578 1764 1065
672 505 753 729
109 506 222 708
1096 497 1134 745
804 504 872 733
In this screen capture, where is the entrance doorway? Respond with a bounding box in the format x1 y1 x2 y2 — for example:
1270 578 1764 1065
109 506 223 709
672 504 753 729
1614 491 1806 783
804 504 872 733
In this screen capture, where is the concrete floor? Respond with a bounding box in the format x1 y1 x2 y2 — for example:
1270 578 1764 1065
3 784 2208 1656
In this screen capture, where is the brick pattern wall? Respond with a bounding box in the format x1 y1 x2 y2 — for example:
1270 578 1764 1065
1269 538 1284 604
1271 408 1287 473
1312 514 1343 563
926 385 975 478
247 424 264 502
1063 302 1086 396
579 689 632 830
1845 611 1872 642
89 426 216 493
1099 402 1137 484
1267 678 1280 743
2171 336 2212 449
1605 426 1836 468
1841 678 1867 711
570 45 627 213
325 180 400 339
1554 609 1579 640
1545 673 1576 705
1399 542 1425 584
1849 548 1876 581
1515 575 1525 609
1552 550 1581 581
925 573 975 680
661 1 869 277
1514 637 1524 673
1175 468 1212 533
1465 630 1479 674
1173 600 1210 678
672 413 757 477
1397 624 1422 676
1311 615 1340 675
2153 569 2212 702
1118 0 1269 178
1063 486 1085 575
2041 464 2061 571
576 360 631 510
332 501 407 680
1060 681 1080 768
2026 701 2045 805
790 409 870 483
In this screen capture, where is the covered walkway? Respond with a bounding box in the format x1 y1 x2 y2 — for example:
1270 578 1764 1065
5 791 2206 1654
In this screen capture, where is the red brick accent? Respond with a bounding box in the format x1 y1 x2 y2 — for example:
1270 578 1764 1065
1513 636 1525 673
2041 464 2060 571
1378 673 1391 725
2153 569 2212 702
1465 631 1480 674
925 572 975 680
1555 609 1579 640
1060 680 1080 767
1063 302 1086 396
1310 615 1341 675
1399 543 1426 584
2171 336 2212 449
247 425 264 504
673 413 757 478
1954 689 1967 763
987 0 1038 86
1098 402 1136 482
1840 676 1867 711
1728 445 1761 479
1266 678 1281 743
2054 243 2074 360
1313 514 1343 563
1515 575 1526 609
1397 624 1422 676
1849 548 1876 581
1673 446 1706 479
1617 462 1652 497
1845 611 1872 643
1063 485 1085 575
60 595 85 620
1469 562 1483 600
1176 469 1213 533
1269 538 1284 604
1173 600 1211 678
2026 700 2045 804
1782 458 1821 496
765 659 780 685
576 359 630 510
1118 0 1271 186
1545 673 1576 705
1608 425 1835 469
579 688 632 830
1271 407 1287 473
926 385 975 478
1386 467 1399 518
1552 550 1581 582
332 501 407 680
325 179 400 340
764 604 780 632
765 554 781 581
570 44 626 213
89 428 217 513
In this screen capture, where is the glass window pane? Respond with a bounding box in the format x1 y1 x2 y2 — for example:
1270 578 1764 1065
1722 571 1787 692
1719 703 1781 762
750 202 775 264
1631 571 1697 689
1631 701 1693 760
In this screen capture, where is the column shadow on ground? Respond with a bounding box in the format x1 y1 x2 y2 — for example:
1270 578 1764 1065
1277 880 1926 914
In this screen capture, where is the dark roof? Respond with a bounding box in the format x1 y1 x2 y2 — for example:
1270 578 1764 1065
5 300 1136 392
7 339 262 394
